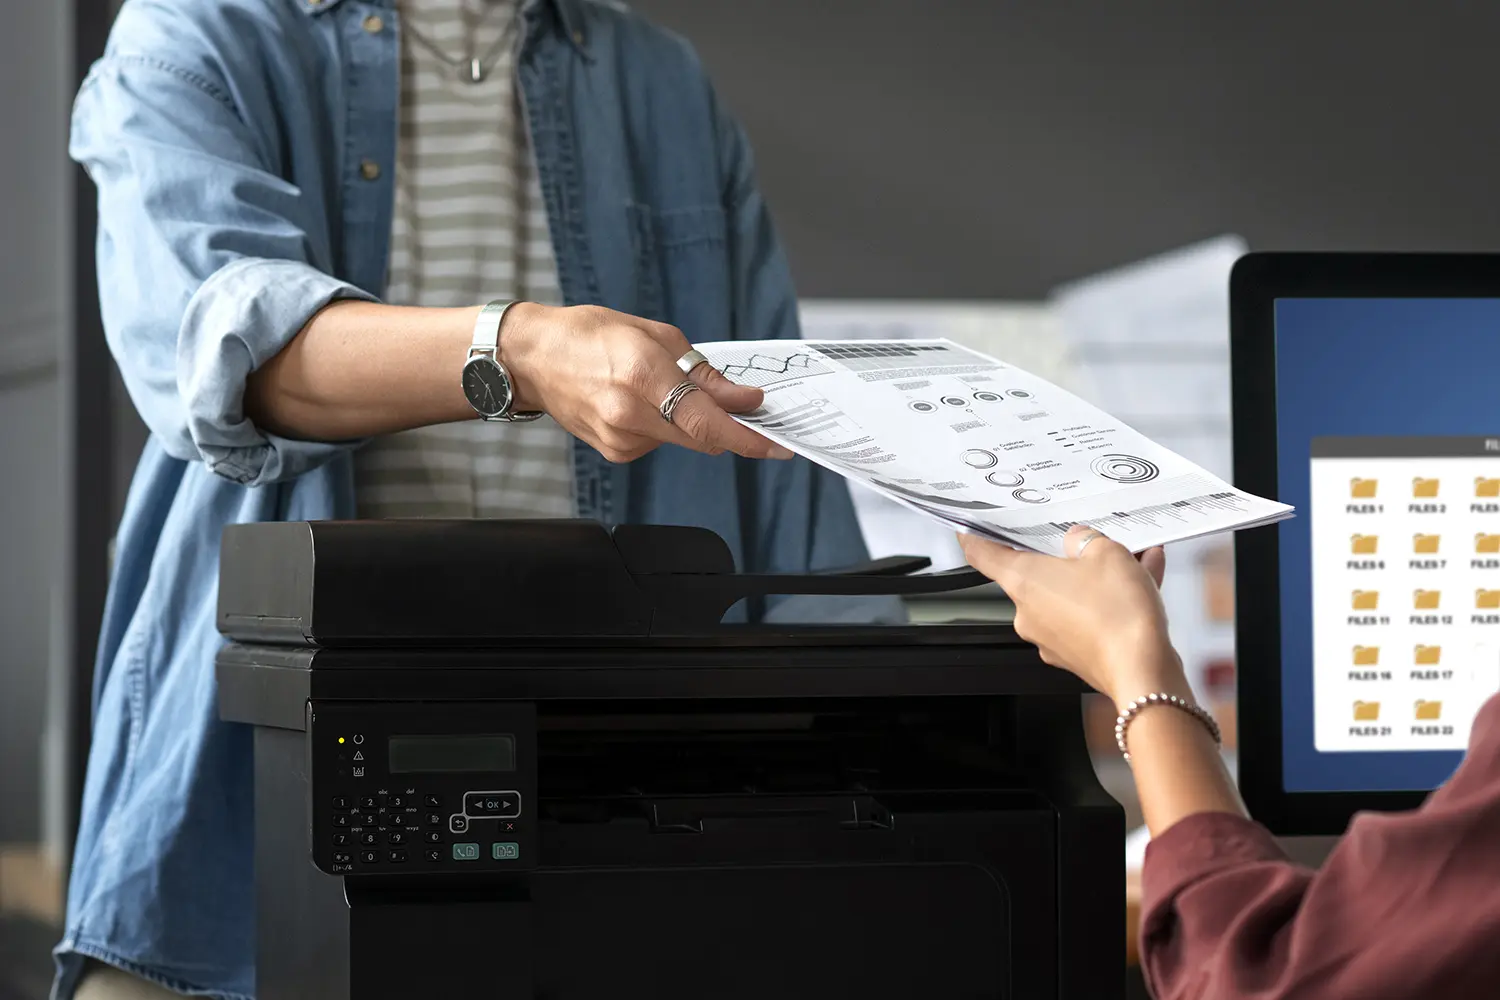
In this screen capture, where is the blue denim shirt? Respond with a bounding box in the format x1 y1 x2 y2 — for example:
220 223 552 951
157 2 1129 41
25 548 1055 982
60 1 892 996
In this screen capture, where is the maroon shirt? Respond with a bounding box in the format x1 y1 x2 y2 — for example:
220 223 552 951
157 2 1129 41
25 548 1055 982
1140 693 1500 999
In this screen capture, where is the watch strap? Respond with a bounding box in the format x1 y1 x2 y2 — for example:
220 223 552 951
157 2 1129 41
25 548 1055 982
468 300 543 422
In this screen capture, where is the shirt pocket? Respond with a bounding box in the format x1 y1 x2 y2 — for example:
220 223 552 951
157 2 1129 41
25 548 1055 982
627 203 732 336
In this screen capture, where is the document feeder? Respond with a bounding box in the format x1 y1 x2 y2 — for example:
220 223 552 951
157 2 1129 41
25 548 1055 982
217 520 1123 999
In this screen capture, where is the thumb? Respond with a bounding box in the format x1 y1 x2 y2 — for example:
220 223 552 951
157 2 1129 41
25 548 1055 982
693 363 764 414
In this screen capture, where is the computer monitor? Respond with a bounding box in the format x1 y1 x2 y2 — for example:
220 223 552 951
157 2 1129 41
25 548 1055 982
1231 253 1500 835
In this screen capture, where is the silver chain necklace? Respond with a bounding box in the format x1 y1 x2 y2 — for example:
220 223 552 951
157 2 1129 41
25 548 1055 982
401 2 521 84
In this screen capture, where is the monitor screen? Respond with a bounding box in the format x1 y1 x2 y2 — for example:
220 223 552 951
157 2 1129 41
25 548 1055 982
1275 298 1500 793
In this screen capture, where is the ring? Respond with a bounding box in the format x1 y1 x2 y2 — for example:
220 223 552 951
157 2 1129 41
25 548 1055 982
1074 530 1104 557
659 381 701 424
676 349 710 376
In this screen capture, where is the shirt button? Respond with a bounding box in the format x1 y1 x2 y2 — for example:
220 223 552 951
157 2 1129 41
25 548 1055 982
363 14 384 33
359 159 381 181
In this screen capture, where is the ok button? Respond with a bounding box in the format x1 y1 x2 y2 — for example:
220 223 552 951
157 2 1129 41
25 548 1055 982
464 791 521 818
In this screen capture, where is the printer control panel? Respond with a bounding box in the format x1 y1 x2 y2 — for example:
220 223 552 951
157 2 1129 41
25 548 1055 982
307 701 537 876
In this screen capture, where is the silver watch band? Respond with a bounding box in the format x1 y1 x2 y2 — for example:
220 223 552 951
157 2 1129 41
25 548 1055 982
468 300 542 422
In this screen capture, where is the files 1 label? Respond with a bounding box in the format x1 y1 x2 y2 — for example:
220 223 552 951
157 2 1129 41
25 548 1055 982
1310 437 1500 752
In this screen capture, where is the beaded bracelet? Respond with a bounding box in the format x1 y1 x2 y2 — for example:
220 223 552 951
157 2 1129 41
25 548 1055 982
1114 692 1222 763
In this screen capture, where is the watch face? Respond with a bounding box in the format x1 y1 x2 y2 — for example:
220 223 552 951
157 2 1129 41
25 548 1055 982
462 357 513 418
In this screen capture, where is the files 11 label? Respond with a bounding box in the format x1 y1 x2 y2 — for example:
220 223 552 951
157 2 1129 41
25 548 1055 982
1310 437 1500 752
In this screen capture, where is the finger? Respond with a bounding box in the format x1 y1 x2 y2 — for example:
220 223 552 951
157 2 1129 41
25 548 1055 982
1137 546 1167 588
957 533 1038 594
1065 523 1123 560
691 362 764 413
664 390 792 459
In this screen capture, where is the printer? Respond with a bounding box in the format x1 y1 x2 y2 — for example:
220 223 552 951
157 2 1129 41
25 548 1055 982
216 519 1123 999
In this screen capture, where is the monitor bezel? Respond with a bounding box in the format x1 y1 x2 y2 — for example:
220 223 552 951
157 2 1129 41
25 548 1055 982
1231 251 1500 835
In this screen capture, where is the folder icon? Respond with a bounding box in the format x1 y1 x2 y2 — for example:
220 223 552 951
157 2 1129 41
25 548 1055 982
1415 645 1442 665
1352 646 1380 665
1478 589 1500 609
1479 533 1500 554
1414 589 1441 609
1351 534 1379 555
1413 534 1441 554
1478 477 1500 498
1352 590 1380 610
1413 477 1440 498
1350 478 1378 498
1353 701 1381 721
1415 700 1443 721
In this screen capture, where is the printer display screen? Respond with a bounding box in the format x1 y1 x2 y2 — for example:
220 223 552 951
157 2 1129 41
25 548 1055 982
388 734 516 773
1276 298 1500 793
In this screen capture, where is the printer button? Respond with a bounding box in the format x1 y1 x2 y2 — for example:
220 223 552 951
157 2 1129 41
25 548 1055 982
360 832 378 846
424 795 441 808
449 814 468 834
332 852 352 865
359 796 377 809
426 813 443 827
332 834 350 847
386 831 405 845
385 795 406 809
388 850 408 864
360 851 380 864
424 849 443 863
452 843 480 861
332 797 350 810
426 831 443 844
332 814 350 828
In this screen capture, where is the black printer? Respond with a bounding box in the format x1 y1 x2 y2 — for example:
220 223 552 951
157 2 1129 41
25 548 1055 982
215 519 1123 999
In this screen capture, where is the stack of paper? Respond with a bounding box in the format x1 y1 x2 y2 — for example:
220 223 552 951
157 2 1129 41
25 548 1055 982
696 337 1291 558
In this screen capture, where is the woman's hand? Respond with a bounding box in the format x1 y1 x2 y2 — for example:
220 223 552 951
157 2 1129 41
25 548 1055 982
499 302 793 463
959 525 1184 706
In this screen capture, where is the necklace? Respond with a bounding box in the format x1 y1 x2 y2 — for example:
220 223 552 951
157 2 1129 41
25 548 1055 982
401 2 521 84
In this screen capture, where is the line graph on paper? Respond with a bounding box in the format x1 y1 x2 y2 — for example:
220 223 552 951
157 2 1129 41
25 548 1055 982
710 345 834 388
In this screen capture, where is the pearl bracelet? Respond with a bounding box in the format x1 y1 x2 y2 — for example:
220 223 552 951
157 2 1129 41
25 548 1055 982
1114 692 1222 763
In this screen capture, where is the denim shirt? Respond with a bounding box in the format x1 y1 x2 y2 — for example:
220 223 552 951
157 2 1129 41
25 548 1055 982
60 1 893 996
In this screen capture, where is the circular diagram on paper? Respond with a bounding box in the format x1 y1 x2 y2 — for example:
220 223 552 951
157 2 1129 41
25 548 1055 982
972 390 1002 403
1012 488 1049 504
942 396 968 407
1090 454 1161 484
985 470 1025 487
1006 389 1034 399
908 400 938 414
962 449 999 469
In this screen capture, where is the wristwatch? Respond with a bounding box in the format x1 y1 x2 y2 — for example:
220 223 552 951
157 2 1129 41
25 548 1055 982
461 300 543 422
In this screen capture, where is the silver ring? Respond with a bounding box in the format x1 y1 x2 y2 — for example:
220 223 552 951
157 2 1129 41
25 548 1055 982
659 381 701 424
676 349 710 376
1074 530 1104 557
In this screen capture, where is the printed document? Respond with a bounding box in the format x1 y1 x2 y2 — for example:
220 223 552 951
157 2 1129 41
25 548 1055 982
694 338 1292 557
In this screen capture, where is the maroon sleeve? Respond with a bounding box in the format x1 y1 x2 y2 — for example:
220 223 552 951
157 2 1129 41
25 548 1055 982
1139 693 1500 999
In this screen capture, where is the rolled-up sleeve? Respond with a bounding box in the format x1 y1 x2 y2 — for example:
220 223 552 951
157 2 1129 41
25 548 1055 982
71 53 375 486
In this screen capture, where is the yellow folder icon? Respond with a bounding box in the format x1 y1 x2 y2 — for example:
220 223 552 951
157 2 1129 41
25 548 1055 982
1352 590 1380 610
1353 701 1381 721
1478 589 1500 609
1415 700 1443 721
1414 589 1441 609
1350 478 1378 498
1415 645 1441 665
1413 477 1440 498
1478 534 1500 554
1352 646 1380 665
1478 477 1500 498
1351 534 1379 554
1413 534 1441 554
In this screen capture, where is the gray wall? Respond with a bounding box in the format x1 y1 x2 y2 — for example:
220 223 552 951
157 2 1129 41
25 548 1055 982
635 0 1500 298
0 0 70 845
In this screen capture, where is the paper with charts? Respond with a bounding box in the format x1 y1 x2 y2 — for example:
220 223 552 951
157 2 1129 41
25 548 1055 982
694 338 1293 557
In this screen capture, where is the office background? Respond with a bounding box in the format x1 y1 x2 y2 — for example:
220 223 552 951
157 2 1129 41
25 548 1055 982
2 0 1499 984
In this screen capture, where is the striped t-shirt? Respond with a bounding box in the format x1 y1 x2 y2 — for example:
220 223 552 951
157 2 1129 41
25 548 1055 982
354 0 575 520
